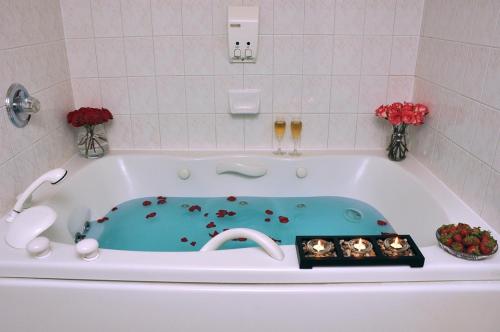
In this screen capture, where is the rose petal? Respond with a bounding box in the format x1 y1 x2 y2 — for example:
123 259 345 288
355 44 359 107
97 217 109 223
143 200 152 206
146 212 157 219
227 211 236 216
190 241 197 247
188 205 201 212
264 218 271 222
265 209 274 215
278 216 289 224
181 237 188 242
377 220 388 226
227 196 237 202
111 207 118 212
206 221 216 228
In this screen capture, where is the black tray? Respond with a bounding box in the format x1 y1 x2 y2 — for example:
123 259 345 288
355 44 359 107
296 234 425 269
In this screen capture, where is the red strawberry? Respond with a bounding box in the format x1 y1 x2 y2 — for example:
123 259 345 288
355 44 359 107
227 211 236 216
190 241 196 247
440 235 453 247
188 205 201 212
480 243 493 255
451 242 464 252
466 245 480 255
146 212 157 219
265 209 274 215
278 216 289 224
97 217 109 223
264 218 271 222
463 235 480 246
206 221 216 228
180 237 188 242
227 196 237 202
460 229 471 237
209 230 219 238
377 220 388 226
142 200 152 206
111 207 118 212
481 232 493 242
452 234 463 243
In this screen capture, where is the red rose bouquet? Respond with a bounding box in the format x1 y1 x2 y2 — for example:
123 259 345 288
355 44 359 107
67 107 113 158
375 102 430 161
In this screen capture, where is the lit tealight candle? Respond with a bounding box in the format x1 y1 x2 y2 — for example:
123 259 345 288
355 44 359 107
390 237 403 249
312 240 325 253
353 238 366 251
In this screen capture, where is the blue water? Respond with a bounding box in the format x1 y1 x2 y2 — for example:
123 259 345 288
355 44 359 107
83 196 394 252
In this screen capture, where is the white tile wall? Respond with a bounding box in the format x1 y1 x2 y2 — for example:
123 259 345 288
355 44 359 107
0 0 75 214
62 0 423 153
413 0 500 232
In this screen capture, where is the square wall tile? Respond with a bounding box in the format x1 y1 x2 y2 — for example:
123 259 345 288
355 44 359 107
273 75 302 113
182 0 213 35
332 36 363 75
91 0 123 37
95 38 126 77
185 76 215 113
0 160 18 212
244 114 273 150
302 76 330 113
120 0 152 36
355 114 390 149
361 36 392 75
60 0 93 38
128 76 158 114
274 0 305 34
358 76 388 113
72 78 102 108
157 76 186 113
331 75 360 113
458 45 489 101
66 39 98 78
470 104 500 165
335 0 365 35
183 36 214 75
302 35 333 75
213 0 243 35
304 0 334 34
187 114 217 149
301 114 329 149
100 77 130 114
159 114 189 149
244 35 274 75
462 155 492 214
151 0 182 35
131 114 161 149
328 114 357 149
387 76 414 102
213 35 244 75
154 36 185 75
482 48 500 110
364 0 396 35
124 37 155 76
274 35 303 74
216 114 245 149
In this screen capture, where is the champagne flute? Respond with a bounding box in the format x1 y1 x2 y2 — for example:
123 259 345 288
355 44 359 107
273 117 286 155
290 118 302 156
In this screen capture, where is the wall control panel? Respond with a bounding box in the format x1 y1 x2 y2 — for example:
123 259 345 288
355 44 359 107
228 6 259 63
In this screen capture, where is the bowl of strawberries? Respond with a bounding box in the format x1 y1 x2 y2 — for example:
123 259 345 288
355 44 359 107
436 223 498 260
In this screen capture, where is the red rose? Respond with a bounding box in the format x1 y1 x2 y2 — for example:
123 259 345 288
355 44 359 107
387 107 402 125
375 105 388 119
67 107 114 127
401 103 415 125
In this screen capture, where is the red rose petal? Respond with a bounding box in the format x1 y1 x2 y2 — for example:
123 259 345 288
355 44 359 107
181 237 188 242
238 237 247 242
143 200 152 206
272 237 282 243
111 207 118 212
190 241 197 247
278 216 289 224
146 212 157 219
204 213 209 217
227 196 237 202
157 199 166 205
209 230 219 238
377 220 388 226
157 196 166 200
97 217 109 223
264 218 271 222
265 209 273 215
188 205 201 212
206 221 216 228
216 209 228 218
227 211 236 216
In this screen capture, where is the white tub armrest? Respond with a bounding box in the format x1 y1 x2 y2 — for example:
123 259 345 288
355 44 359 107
200 228 284 261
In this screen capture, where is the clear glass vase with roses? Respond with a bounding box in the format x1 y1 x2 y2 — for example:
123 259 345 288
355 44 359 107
375 102 429 161
67 107 113 159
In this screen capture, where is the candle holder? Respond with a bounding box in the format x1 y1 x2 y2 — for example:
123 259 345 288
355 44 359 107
295 235 424 269
304 239 335 258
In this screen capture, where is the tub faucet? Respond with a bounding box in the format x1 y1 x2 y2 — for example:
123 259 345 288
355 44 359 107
6 168 67 222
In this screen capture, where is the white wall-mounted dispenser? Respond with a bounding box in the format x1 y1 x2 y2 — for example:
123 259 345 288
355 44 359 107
227 6 259 63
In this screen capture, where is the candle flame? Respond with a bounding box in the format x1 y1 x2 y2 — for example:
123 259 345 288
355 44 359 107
395 237 399 245
358 238 362 245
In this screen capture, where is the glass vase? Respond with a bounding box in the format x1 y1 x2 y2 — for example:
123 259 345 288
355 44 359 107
387 124 408 161
77 124 108 159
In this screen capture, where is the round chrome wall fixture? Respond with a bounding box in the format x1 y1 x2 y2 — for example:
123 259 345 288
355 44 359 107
5 83 41 128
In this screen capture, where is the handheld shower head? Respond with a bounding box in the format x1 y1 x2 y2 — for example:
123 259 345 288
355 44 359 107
6 168 68 222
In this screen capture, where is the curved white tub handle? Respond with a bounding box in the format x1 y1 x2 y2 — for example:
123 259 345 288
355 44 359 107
216 162 267 177
200 228 285 261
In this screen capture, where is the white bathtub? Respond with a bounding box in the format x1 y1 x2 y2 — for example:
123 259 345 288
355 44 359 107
1 151 499 332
